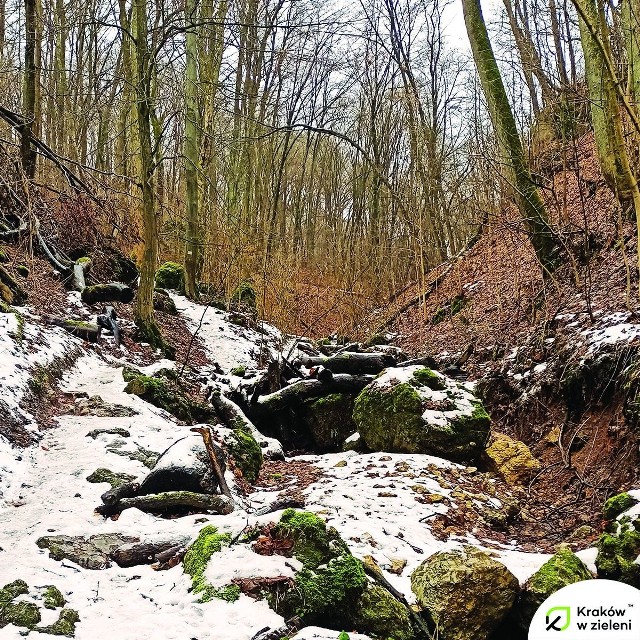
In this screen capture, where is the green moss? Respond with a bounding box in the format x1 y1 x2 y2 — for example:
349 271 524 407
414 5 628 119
124 372 214 424
16 265 29 277
228 425 263 483
603 492 638 520
596 525 640 586
351 584 414 640
432 294 466 325
76 257 91 266
274 509 336 569
43 585 66 609
86 468 136 488
230 366 246 377
28 365 51 396
518 548 591 627
353 383 424 452
412 368 446 391
122 366 142 382
282 554 366 620
338 633 351 640
12 310 24 343
230 280 257 308
155 261 185 292
0 580 29 603
35 608 80 636
183 526 238 603
1 601 41 628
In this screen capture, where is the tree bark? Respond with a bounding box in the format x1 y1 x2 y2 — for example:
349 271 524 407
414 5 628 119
462 0 560 273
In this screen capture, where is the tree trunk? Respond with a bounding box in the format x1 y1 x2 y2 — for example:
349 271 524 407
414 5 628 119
183 0 200 300
22 0 38 179
132 0 167 354
462 0 560 273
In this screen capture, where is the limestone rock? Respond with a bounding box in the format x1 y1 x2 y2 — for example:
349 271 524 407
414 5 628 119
300 393 357 452
484 432 540 485
516 547 592 629
410 546 519 640
353 366 491 461
138 434 226 495
36 533 139 570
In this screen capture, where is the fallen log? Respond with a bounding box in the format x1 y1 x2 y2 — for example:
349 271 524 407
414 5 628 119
254 374 375 413
81 282 134 305
100 481 140 506
96 490 234 516
110 536 191 568
398 356 438 368
304 352 396 375
42 315 102 342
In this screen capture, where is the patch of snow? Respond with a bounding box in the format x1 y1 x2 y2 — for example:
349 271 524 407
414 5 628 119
169 293 284 371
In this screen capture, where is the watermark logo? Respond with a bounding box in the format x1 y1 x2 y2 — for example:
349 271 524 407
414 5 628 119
545 606 570 631
529 579 640 639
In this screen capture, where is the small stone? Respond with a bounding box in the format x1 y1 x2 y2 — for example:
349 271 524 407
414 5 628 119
377 491 397 498
334 460 348 468
388 557 407 575
379 456 392 461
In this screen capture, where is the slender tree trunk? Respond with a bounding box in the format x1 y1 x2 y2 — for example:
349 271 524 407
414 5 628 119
132 0 167 353
22 0 38 179
462 0 560 272
183 0 200 299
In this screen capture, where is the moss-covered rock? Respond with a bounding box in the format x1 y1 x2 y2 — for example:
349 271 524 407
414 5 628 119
1 601 41 629
123 370 215 424
153 289 178 315
410 546 519 640
603 492 639 520
351 584 414 640
301 393 358 453
183 525 239 602
16 264 29 277
86 468 136 488
227 425 263 483
353 366 491 461
283 554 366 621
230 280 256 308
516 548 592 629
595 520 640 586
484 432 540 485
36 533 138 570
35 608 80 636
155 262 185 292
274 509 345 569
0 579 29 603
43 585 66 610
81 283 134 305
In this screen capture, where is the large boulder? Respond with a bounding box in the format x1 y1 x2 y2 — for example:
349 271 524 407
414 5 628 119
300 393 358 453
410 546 519 640
353 366 491 461
516 547 592 629
484 432 540 485
138 434 226 496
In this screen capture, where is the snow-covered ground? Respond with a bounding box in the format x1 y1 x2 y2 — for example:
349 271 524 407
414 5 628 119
0 296 605 639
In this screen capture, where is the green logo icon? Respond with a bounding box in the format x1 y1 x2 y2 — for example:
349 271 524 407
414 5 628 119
546 606 571 631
